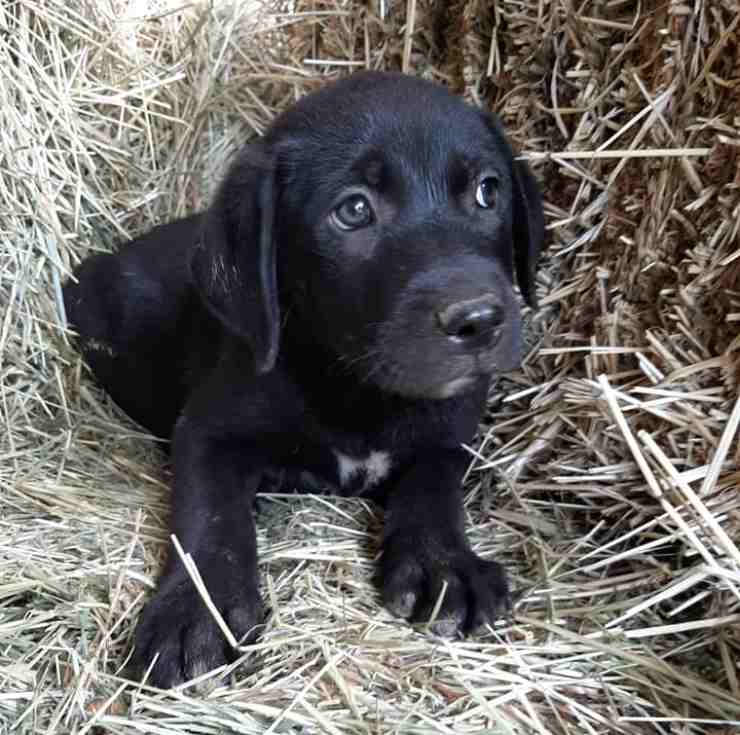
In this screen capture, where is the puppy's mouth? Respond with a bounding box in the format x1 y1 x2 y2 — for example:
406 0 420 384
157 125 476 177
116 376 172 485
433 374 479 399
428 353 499 399
358 350 500 400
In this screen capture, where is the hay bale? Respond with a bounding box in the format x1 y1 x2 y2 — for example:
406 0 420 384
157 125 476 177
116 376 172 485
1 0 739 732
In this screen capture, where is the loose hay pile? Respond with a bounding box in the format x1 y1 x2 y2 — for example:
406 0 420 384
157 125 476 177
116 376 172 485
1 0 740 732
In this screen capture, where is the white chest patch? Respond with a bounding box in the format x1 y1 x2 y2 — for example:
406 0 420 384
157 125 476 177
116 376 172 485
334 450 392 492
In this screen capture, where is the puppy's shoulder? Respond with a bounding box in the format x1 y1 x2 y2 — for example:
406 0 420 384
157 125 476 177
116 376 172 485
181 341 307 437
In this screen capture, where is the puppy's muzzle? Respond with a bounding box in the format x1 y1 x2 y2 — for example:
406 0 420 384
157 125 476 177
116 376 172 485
436 293 504 350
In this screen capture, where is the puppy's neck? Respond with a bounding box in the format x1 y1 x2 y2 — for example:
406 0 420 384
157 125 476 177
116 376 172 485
278 319 409 421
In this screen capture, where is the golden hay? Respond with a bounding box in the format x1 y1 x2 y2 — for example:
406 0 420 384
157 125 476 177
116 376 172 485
1 0 739 732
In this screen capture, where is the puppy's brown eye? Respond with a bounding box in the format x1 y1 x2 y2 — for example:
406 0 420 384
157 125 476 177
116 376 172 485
475 177 498 208
332 194 374 230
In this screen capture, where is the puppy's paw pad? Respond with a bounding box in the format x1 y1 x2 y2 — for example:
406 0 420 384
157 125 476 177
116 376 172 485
467 558 510 631
385 589 419 620
382 558 424 619
428 611 465 638
381 543 509 635
133 581 263 688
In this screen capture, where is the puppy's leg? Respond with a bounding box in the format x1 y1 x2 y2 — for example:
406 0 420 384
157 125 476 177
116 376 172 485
381 450 509 635
65 253 187 438
134 419 263 687
64 217 199 438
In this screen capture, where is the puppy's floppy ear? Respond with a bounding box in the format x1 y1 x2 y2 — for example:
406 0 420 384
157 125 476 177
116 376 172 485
191 144 279 373
511 158 545 309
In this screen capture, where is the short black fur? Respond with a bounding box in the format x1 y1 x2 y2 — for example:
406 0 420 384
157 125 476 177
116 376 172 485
64 71 544 688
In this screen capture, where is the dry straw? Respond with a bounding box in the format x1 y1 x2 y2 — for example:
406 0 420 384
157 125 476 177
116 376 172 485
2 0 740 733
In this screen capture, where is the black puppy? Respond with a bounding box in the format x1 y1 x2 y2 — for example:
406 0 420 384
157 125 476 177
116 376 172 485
64 71 544 687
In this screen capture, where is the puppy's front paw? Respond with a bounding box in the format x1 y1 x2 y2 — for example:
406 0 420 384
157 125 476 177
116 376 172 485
133 576 263 688
381 538 509 636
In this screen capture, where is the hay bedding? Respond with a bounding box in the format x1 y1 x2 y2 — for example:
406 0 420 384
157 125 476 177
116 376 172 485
1 0 739 732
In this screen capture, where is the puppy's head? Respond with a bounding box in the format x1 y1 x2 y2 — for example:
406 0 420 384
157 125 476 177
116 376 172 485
192 72 544 399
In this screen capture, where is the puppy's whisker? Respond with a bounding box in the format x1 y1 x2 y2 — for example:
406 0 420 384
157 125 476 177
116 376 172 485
335 346 383 373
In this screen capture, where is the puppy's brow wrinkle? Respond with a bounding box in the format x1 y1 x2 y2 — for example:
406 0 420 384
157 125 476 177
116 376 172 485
449 156 474 194
357 156 384 187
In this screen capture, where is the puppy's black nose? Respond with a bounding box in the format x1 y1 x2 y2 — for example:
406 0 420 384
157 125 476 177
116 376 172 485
436 294 504 346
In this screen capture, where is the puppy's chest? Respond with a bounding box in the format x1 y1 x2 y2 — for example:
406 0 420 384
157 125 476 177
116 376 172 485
256 380 460 497
261 444 395 497
332 448 392 494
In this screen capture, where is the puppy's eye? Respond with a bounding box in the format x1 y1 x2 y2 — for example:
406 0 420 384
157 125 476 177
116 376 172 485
331 194 374 230
475 177 498 209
